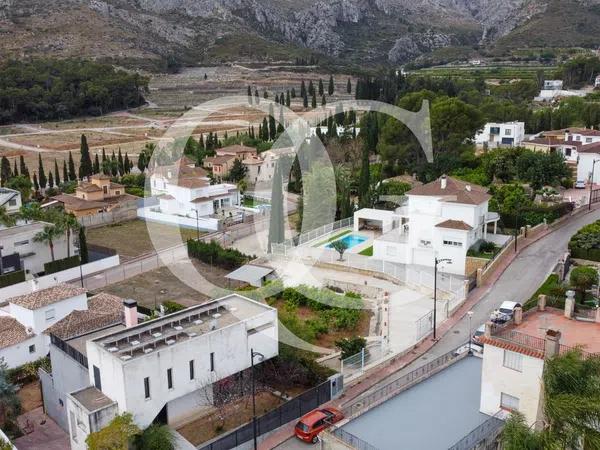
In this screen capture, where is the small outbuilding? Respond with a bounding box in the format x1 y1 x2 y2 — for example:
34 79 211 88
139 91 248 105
225 264 275 288
353 208 397 234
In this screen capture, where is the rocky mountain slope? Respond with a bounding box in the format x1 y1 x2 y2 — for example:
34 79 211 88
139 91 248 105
0 0 598 67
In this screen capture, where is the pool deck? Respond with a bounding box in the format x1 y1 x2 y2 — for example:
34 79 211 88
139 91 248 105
320 230 378 254
341 356 488 450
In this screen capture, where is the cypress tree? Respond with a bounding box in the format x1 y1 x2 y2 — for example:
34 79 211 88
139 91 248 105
79 226 89 264
101 148 107 165
268 104 276 141
286 90 291 107
358 143 370 208
291 87 296 98
118 148 124 176
261 118 269 141
68 151 76 181
322 95 327 107
267 162 285 253
79 134 93 179
48 171 54 189
311 92 317 108
12 159 18 177
124 153 131 173
347 78 352 94
19 155 29 178
328 75 335 95
0 156 11 186
32 173 39 192
247 85 252 104
63 160 68 184
279 93 285 105
254 89 260 105
38 154 47 189
54 159 61 186
93 154 100 174
263 90 268 99
300 80 306 98
303 91 308 108
308 80 314 96
318 79 324 96
137 153 145 173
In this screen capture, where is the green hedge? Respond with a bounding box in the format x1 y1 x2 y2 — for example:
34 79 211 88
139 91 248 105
0 270 25 288
569 219 600 261
500 202 574 228
187 240 253 270
44 255 81 275
570 247 600 262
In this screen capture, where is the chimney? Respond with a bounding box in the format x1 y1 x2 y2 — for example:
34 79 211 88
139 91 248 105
564 290 576 319
538 294 547 311
544 329 561 359
513 306 523 325
440 175 447 190
123 299 138 328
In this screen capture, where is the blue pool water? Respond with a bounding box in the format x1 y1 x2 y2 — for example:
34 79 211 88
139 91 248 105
326 234 367 249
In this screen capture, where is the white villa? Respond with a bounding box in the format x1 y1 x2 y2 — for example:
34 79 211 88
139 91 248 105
150 157 240 218
0 188 21 214
357 176 500 276
475 122 525 149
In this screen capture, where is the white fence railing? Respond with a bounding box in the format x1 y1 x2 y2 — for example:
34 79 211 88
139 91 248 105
274 217 353 250
341 338 388 379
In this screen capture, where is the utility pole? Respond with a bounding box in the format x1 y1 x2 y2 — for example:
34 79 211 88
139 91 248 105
589 159 599 211
251 349 264 450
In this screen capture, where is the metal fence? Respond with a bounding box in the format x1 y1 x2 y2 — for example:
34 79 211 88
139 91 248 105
447 412 504 450
343 345 467 418
273 217 353 250
416 310 434 341
493 329 546 353
341 339 388 379
330 427 379 450
198 380 332 450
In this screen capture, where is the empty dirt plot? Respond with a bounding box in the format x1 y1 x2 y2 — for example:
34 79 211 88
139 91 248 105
86 219 203 260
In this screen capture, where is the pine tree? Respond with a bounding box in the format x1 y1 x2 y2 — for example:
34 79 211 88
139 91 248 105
0 157 11 186
48 171 54 189
68 151 76 181
311 92 317 108
19 155 29 178
79 134 93 179
63 160 68 184
328 75 335 95
32 173 39 192
93 154 100 174
347 78 352 94
38 154 47 189
54 159 61 186
318 79 324 96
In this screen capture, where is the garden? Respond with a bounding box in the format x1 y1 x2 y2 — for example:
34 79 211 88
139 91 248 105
569 220 600 262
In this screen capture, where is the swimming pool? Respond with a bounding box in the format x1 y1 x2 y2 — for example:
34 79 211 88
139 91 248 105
326 234 367 250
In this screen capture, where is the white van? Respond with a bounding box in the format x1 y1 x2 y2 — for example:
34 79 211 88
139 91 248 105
490 301 522 323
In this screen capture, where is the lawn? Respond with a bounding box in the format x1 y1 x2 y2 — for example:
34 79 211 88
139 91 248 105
312 229 352 247
359 246 373 256
242 197 267 208
86 219 203 260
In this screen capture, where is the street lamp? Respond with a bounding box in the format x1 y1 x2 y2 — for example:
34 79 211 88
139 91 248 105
514 207 520 252
251 349 264 450
589 159 599 211
467 311 474 355
194 209 200 240
433 257 452 340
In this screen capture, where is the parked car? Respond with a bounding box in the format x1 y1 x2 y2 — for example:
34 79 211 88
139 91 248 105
295 407 344 444
575 180 586 189
472 324 486 343
490 301 522 324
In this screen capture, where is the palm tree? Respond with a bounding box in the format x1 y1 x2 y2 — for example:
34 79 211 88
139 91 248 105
0 207 15 228
33 224 62 262
60 213 80 258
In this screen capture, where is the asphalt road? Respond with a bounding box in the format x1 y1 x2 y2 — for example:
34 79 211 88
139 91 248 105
275 207 600 449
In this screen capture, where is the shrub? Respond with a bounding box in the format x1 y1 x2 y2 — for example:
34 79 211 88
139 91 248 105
478 241 497 253
0 270 25 288
569 220 600 261
336 336 367 359
162 301 186 314
570 266 599 301
6 357 51 384
44 255 80 274
187 239 253 270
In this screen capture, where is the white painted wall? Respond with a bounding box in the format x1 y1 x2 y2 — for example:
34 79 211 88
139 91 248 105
475 122 525 148
9 293 88 332
138 207 219 231
0 333 46 368
577 152 600 183
480 344 544 425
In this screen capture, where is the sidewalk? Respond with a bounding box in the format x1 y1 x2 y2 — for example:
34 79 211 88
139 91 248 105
260 206 599 449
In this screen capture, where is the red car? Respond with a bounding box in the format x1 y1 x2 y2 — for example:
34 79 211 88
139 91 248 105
295 407 344 444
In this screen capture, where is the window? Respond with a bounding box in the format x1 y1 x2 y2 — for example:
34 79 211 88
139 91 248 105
28 344 35 354
189 360 195 380
8 199 16 206
45 309 55 321
144 377 151 399
505 129 512 135
587 138 593 143
14 239 29 246
500 392 520 411
210 352 215 372
167 368 173 389
443 240 463 247
103 185 108 194
93 366 102 390
59 398 63 407
503 350 523 372
115 190 121 195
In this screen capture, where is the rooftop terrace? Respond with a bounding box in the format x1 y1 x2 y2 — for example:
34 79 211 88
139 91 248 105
92 294 272 363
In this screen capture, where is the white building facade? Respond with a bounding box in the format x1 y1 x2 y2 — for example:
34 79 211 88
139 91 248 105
475 122 525 149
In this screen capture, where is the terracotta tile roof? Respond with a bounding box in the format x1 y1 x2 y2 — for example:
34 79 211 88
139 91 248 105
77 182 102 193
567 128 600 136
478 336 544 359
158 194 175 200
174 178 210 189
407 176 490 205
45 293 124 340
9 284 87 310
522 137 562 146
0 317 31 349
52 194 105 211
217 144 257 155
578 142 600 154
205 155 236 165
435 219 473 231
109 182 124 189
